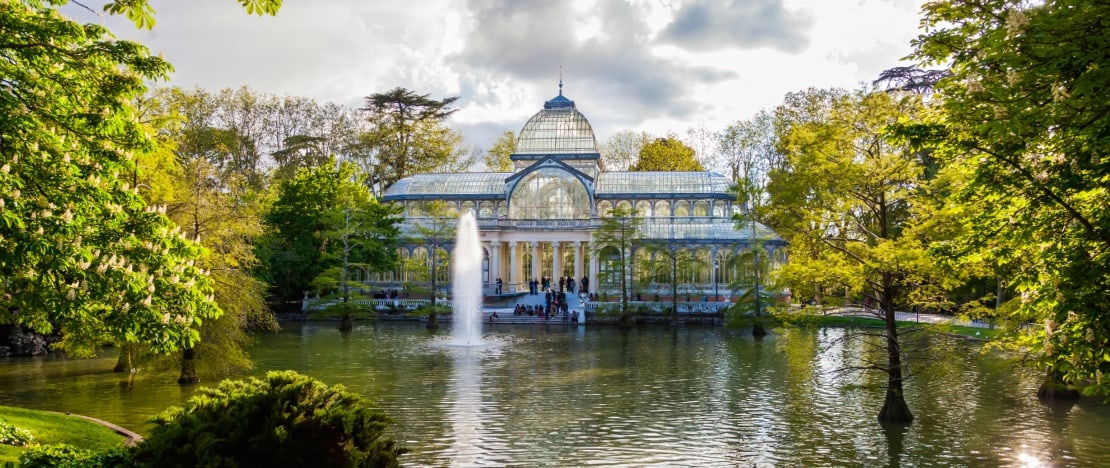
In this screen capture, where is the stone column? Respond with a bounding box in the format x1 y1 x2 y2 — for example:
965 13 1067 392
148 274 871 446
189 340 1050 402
508 241 518 293
530 241 540 288
552 241 561 285
490 241 501 293
574 241 583 292
588 245 599 296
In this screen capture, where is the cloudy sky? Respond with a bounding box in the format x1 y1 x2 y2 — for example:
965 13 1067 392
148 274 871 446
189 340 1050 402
63 0 924 152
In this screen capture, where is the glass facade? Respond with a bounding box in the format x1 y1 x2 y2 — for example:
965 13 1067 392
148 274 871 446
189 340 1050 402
509 167 590 219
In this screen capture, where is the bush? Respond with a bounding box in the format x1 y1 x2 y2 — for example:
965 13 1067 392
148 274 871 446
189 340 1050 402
0 419 34 447
129 371 406 467
17 444 128 468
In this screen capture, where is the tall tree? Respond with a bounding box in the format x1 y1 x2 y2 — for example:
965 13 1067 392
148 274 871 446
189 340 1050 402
718 110 781 187
600 129 652 171
484 130 516 172
913 0 1110 398
592 207 642 328
768 88 930 423
630 137 704 172
360 87 459 196
403 200 456 330
1 1 219 357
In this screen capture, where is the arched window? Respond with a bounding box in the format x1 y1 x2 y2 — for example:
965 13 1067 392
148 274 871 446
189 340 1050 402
444 202 459 219
497 201 508 217
635 200 652 217
479 201 494 218
598 246 623 295
509 167 590 219
408 201 423 217
695 248 712 283
461 201 476 216
674 201 690 217
693 201 709 217
713 202 726 218
597 200 613 217
616 200 632 213
654 200 671 217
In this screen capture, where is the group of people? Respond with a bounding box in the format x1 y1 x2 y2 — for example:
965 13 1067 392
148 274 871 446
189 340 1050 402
527 275 588 295
371 289 402 300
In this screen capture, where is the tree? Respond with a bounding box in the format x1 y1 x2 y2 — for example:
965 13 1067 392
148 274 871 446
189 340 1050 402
641 228 701 326
912 0 1110 399
360 87 459 196
600 130 652 171
592 207 642 327
404 201 456 330
483 130 515 172
98 0 282 29
630 137 704 172
768 88 931 423
262 159 397 306
311 190 401 332
718 110 781 187
1 1 219 357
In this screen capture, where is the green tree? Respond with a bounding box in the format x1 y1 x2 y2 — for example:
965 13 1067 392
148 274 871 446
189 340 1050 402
630 137 704 172
641 231 701 326
0 1 219 357
483 130 516 172
913 0 1110 398
592 207 642 327
261 159 396 305
360 87 460 196
768 88 931 423
403 201 456 330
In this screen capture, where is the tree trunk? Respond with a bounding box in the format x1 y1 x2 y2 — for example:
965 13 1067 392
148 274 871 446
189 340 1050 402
877 274 913 424
339 313 353 332
752 324 767 337
426 311 439 330
1037 369 1079 401
113 342 134 373
177 347 199 384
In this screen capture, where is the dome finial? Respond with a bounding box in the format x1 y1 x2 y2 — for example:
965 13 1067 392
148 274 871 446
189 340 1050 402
559 65 563 96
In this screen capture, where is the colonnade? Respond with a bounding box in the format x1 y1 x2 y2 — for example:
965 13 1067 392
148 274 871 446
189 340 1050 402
485 240 597 294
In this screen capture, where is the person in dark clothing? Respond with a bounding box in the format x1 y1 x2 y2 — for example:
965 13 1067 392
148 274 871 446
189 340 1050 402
559 277 565 292
581 276 589 294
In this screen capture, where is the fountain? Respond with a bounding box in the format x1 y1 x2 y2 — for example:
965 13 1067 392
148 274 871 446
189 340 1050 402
450 210 483 345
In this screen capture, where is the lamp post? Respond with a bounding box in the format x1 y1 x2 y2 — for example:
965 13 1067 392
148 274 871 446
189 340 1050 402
713 258 719 302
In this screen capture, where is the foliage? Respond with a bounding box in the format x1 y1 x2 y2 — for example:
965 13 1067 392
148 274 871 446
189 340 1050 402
101 0 282 29
630 137 704 172
16 444 128 468
0 405 129 466
484 130 516 172
130 371 405 467
913 0 1110 396
600 129 652 171
261 159 399 302
717 110 781 187
766 87 935 423
0 0 219 356
592 207 642 319
359 87 461 196
403 201 456 327
0 419 34 447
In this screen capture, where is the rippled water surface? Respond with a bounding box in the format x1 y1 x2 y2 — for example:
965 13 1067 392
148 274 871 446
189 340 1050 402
3 322 1110 466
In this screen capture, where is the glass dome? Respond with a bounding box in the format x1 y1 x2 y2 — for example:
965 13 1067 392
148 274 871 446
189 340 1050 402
509 167 590 219
514 93 599 155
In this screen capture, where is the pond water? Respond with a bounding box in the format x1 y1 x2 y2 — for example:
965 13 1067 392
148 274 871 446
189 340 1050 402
2 322 1109 466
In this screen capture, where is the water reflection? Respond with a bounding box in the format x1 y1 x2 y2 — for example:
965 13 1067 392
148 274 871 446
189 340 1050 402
3 323 1110 466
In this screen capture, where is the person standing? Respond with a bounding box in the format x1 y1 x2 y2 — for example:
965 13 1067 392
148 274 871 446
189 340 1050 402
581 275 589 294
496 277 503 294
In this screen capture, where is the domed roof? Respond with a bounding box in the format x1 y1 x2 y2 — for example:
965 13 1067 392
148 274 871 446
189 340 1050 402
514 90 599 155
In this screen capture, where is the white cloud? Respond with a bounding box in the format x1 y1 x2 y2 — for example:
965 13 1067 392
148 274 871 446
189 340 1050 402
59 0 923 150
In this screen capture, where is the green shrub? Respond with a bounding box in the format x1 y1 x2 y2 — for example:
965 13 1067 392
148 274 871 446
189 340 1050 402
129 370 406 467
0 419 34 447
17 444 128 468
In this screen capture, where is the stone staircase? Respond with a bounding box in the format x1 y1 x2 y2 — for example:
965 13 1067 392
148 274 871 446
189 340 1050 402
481 289 586 325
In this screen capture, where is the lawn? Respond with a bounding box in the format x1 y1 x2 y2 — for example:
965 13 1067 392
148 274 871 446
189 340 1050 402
0 405 129 465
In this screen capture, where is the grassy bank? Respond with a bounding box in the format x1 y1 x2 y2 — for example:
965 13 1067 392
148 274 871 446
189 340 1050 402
776 312 1005 340
0 406 129 464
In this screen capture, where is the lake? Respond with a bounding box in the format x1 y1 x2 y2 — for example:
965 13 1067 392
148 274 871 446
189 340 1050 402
2 322 1109 466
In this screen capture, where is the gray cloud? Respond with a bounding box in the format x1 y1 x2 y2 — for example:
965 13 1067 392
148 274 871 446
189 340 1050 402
658 0 813 53
451 0 737 129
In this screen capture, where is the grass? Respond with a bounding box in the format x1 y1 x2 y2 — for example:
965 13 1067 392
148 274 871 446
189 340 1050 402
776 312 1006 340
0 405 129 464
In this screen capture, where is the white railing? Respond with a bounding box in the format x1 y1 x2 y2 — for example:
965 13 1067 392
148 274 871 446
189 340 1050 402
583 301 730 314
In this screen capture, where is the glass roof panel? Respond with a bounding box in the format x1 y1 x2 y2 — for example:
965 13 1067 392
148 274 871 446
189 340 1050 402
515 108 599 154
596 172 733 195
382 173 507 197
637 219 781 242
